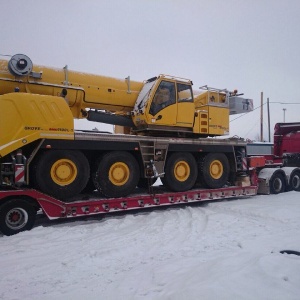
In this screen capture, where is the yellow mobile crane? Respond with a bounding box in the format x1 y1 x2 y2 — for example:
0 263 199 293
0 54 252 199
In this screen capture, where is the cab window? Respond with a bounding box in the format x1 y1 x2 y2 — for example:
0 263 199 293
177 83 193 103
149 81 176 115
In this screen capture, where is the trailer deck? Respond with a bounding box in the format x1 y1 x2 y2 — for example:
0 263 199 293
0 185 257 221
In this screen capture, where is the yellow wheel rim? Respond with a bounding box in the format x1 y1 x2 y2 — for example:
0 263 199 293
109 162 130 186
210 160 223 179
174 161 190 182
50 159 78 186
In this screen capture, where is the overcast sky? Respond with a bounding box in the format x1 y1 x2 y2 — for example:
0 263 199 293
1 0 300 140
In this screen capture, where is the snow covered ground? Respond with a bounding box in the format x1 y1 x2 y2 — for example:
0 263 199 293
1 190 300 300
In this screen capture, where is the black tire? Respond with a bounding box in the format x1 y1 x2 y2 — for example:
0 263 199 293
33 150 90 199
82 157 101 193
95 151 139 198
200 153 230 189
164 152 198 192
81 178 96 193
270 173 286 194
0 200 36 236
195 156 206 188
137 177 158 189
160 176 167 186
290 170 300 191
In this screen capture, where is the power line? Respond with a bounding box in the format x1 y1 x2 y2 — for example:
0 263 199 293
230 100 300 123
269 102 300 104
0 54 12 57
230 102 266 122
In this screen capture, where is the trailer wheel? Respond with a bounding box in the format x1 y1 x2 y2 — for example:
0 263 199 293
290 171 300 191
164 152 198 192
269 173 286 194
0 200 36 236
33 150 90 199
200 153 230 189
95 151 139 198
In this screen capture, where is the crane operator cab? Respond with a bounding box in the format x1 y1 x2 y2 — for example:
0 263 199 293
132 74 232 136
132 75 196 135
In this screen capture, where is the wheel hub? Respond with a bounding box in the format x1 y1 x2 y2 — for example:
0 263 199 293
210 160 223 179
51 159 78 186
273 178 282 192
292 175 300 190
6 208 28 230
11 211 21 222
109 162 130 186
174 161 190 182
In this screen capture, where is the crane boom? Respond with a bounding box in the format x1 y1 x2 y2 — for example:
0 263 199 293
0 54 143 119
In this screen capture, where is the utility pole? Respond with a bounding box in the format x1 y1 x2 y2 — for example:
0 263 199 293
267 97 271 142
283 108 286 123
260 92 263 142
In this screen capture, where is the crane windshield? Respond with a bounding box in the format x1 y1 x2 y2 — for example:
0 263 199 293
133 78 157 113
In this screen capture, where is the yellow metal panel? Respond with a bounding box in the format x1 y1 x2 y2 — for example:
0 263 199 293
207 106 229 135
194 92 209 107
146 104 177 126
0 93 74 158
176 102 194 128
194 91 227 108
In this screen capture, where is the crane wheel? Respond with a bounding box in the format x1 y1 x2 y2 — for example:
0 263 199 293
0 200 36 236
200 153 230 189
164 152 198 192
269 173 286 194
33 150 90 199
95 151 139 198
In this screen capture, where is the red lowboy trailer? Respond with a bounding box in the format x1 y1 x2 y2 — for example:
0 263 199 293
0 185 257 236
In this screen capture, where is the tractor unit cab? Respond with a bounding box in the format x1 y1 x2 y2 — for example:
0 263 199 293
274 122 300 167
